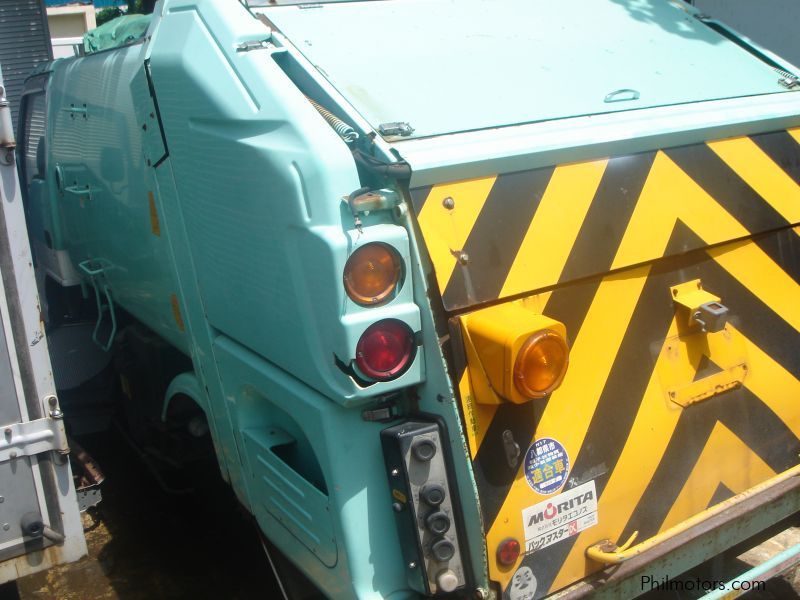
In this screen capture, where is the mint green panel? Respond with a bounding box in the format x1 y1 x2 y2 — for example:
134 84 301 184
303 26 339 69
46 46 188 352
262 0 793 140
146 0 424 404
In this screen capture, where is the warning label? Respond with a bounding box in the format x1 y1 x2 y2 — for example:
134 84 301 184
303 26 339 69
521 480 598 554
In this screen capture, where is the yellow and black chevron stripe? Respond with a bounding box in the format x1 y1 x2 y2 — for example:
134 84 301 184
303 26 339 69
411 129 800 598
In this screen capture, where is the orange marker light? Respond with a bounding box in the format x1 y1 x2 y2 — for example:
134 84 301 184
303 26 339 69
344 243 402 306
513 330 569 398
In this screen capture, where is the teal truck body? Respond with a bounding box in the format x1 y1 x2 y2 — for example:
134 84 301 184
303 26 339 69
15 1 800 598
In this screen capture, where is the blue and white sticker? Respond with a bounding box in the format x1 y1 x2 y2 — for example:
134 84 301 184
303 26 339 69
524 437 570 495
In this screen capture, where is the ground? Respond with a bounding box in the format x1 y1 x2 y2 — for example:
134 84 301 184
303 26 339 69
7 431 800 600
15 430 278 600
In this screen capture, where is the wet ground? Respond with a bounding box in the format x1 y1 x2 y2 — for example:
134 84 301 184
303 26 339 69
5 429 800 600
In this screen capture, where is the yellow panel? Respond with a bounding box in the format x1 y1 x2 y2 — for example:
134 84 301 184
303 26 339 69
789 128 800 145
486 266 651 589
660 422 775 531
611 152 748 269
735 325 800 440
708 240 800 333
500 160 607 298
708 137 800 225
549 323 681 591
416 177 496 292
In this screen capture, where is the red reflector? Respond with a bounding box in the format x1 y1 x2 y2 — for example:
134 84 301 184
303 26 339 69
355 319 414 381
497 538 521 567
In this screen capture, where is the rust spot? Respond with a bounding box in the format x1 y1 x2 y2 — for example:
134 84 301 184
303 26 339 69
148 192 161 237
170 294 185 332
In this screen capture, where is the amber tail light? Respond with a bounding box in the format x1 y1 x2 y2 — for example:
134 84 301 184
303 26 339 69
513 329 569 398
343 243 402 306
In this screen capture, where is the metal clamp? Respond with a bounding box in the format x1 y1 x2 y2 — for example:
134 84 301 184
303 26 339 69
0 414 70 463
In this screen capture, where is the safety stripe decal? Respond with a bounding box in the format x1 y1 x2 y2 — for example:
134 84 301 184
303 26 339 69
513 227 800 596
443 168 555 307
621 385 799 542
751 130 800 187
420 130 800 598
411 131 800 311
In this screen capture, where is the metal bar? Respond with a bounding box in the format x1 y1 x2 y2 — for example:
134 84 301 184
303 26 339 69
586 464 800 565
552 470 800 599
701 543 800 600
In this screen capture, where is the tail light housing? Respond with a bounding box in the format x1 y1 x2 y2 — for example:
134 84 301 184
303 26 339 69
460 301 569 404
355 319 415 381
344 243 402 306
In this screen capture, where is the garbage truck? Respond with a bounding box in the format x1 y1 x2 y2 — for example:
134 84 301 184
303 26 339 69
15 0 800 598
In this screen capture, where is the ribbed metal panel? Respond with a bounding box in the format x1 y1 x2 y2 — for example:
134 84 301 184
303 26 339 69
0 0 52 131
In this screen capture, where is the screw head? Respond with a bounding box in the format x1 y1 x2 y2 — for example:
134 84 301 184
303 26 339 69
442 197 455 210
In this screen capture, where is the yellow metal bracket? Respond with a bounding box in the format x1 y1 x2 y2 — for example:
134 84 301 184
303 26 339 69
671 279 729 333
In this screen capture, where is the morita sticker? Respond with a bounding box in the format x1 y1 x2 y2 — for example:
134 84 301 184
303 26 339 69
521 480 598 554
523 437 569 494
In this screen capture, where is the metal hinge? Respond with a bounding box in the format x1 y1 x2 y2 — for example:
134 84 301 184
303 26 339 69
775 69 800 89
0 413 69 463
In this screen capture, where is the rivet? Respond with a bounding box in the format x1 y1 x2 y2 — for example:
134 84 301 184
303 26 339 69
442 197 455 210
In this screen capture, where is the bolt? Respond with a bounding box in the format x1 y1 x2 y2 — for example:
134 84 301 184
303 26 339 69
391 469 399 477
458 252 469 265
408 561 417 569
442 197 455 210
475 589 488 600
47 396 58 407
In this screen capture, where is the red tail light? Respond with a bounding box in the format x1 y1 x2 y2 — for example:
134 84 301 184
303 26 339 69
355 319 415 381
497 538 521 566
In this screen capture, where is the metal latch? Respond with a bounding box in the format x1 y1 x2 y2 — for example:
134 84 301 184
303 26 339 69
378 122 415 137
671 279 729 333
236 39 274 53
0 415 69 463
693 301 729 333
